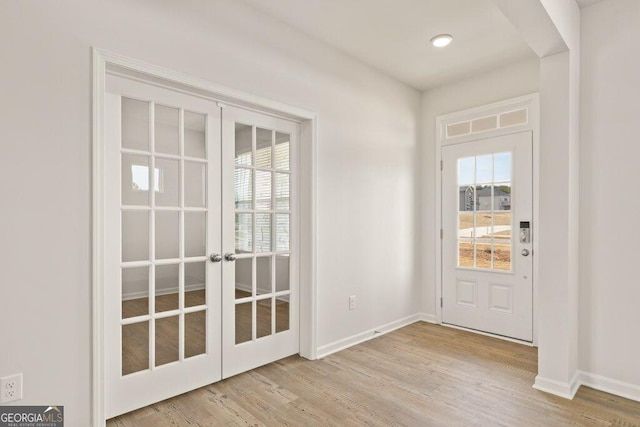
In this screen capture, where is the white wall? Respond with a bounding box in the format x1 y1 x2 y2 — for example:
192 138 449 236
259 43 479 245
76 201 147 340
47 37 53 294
420 58 540 315
579 0 640 387
0 0 420 424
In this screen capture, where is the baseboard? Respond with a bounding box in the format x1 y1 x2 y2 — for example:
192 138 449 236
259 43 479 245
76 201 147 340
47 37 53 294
316 313 422 359
533 371 580 399
579 371 640 403
418 312 438 324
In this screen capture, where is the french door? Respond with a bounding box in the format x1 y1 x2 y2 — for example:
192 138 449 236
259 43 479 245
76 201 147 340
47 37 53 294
103 75 298 418
441 131 533 342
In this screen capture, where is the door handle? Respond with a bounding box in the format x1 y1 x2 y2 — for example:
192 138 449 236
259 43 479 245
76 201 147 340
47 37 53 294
209 253 222 263
521 249 530 257
224 252 237 261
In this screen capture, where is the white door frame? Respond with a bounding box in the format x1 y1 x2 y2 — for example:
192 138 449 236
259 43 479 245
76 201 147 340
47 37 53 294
92 48 318 426
434 93 540 346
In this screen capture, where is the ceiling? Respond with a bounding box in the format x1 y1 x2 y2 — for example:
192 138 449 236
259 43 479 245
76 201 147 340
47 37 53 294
240 0 537 90
575 0 605 8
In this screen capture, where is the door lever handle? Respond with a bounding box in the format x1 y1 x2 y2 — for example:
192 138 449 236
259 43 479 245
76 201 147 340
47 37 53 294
224 252 237 261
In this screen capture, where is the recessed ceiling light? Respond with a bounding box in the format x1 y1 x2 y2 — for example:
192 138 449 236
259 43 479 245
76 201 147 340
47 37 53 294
431 34 453 48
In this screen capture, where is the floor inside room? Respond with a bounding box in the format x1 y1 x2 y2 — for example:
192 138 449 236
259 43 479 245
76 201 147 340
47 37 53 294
108 322 640 426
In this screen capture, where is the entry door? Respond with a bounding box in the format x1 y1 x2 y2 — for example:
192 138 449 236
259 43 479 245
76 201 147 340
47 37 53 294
104 75 222 418
441 131 533 342
221 106 299 378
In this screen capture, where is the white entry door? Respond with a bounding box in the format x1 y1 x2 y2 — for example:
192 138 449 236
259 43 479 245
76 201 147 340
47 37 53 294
103 75 300 418
221 106 299 378
441 131 533 342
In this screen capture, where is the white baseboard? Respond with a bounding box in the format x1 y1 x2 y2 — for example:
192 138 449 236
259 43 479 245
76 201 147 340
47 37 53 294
533 372 580 399
418 313 438 324
316 313 422 359
579 371 640 403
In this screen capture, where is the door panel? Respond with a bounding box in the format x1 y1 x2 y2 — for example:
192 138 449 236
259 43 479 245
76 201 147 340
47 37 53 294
105 75 222 418
442 131 533 342
222 107 299 378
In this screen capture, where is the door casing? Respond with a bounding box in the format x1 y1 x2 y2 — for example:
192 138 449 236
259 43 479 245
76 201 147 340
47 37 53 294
92 48 318 426
434 93 540 346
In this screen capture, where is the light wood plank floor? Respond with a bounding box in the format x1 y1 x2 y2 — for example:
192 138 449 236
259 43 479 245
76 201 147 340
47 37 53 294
108 322 640 426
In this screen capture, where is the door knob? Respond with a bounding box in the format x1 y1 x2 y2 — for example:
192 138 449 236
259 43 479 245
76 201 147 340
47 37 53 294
210 253 222 263
521 249 530 257
224 252 237 261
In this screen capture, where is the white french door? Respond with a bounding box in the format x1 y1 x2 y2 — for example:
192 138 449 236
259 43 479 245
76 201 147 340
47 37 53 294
103 75 299 418
221 107 299 378
441 131 533 342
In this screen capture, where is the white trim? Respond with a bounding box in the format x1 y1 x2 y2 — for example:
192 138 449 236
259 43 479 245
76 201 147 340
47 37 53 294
316 314 422 359
92 48 318 426
419 313 438 324
578 371 640 403
533 372 580 400
434 93 540 347
92 48 107 427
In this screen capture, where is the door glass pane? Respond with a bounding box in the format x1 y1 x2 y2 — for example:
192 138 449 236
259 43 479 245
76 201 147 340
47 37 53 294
476 155 493 184
122 267 149 319
185 211 206 258
235 258 252 299
235 213 253 253
234 168 253 209
256 128 272 168
235 302 252 344
256 256 272 296
256 213 272 253
155 211 179 260
275 255 290 292
275 173 290 211
458 157 474 186
492 184 511 211
122 322 149 376
235 123 252 166
155 158 180 207
185 261 206 308
122 211 149 262
276 214 289 252
184 111 206 159
184 161 206 208
185 311 206 358
155 264 179 313
494 242 512 271
155 316 179 366
456 152 513 272
256 298 272 339
275 132 290 171
255 170 272 210
154 105 179 155
476 242 492 269
493 152 512 182
122 98 149 151
458 238 474 268
276 299 290 333
122 154 150 206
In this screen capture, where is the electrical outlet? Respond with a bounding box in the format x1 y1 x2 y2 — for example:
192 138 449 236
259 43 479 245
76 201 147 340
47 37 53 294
0 373 23 403
349 295 356 310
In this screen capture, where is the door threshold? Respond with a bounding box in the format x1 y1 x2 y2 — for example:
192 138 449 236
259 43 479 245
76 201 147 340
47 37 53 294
441 322 534 347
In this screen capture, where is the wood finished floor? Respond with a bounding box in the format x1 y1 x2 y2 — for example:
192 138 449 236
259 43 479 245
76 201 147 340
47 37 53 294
108 322 640 426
